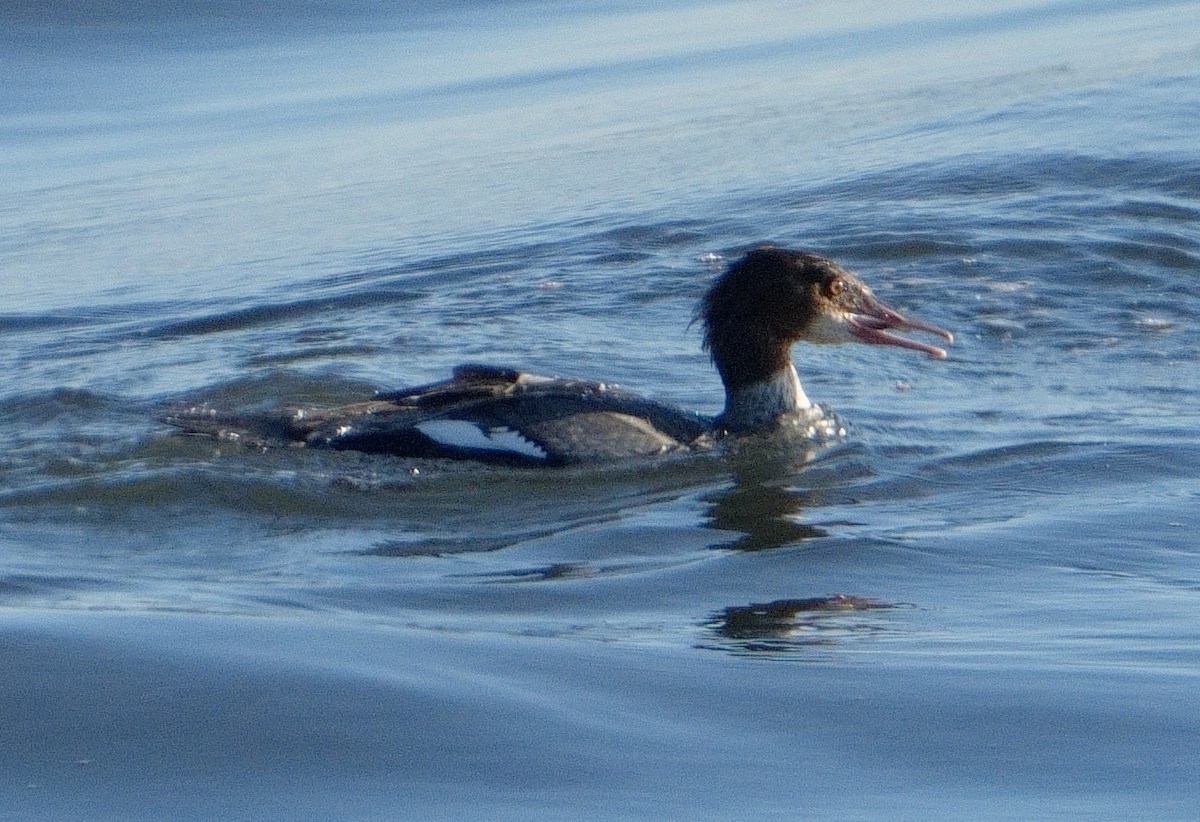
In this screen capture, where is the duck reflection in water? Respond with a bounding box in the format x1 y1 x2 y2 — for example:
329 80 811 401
700 444 905 656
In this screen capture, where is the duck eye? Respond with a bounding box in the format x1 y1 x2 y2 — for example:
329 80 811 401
823 279 844 298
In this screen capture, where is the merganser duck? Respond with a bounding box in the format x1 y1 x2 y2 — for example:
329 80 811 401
165 247 952 465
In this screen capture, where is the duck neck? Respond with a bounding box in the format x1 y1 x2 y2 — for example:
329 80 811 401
717 363 812 433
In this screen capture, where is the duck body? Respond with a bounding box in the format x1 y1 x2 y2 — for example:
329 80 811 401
165 247 952 466
167 364 713 465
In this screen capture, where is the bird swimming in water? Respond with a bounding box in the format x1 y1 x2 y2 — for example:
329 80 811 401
164 246 952 465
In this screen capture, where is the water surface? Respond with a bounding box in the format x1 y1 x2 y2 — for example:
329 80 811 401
3 1 1200 819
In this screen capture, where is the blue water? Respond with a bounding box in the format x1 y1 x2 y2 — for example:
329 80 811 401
4 1 1200 818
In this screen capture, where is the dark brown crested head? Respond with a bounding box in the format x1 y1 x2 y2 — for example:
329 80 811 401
700 246 952 392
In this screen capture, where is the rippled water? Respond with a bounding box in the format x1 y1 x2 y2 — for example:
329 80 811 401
4 1 1200 819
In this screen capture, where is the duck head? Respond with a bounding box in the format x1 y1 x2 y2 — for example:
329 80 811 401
700 246 953 431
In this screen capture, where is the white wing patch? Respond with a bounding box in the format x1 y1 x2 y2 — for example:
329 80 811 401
415 419 548 461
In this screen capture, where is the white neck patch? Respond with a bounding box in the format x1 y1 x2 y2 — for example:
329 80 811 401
719 365 812 432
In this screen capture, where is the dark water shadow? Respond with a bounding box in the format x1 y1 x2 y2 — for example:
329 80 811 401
703 477 827 551
699 437 863 552
700 595 907 658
